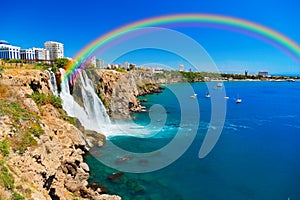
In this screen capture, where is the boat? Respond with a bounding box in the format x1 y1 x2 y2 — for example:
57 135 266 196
236 98 242 103
205 93 211 98
190 93 197 99
224 96 229 99
217 82 223 87
236 94 242 103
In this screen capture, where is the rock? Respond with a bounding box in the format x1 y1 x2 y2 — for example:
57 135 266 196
0 68 121 200
23 97 40 114
80 162 90 172
108 172 124 181
97 194 122 200
64 177 82 192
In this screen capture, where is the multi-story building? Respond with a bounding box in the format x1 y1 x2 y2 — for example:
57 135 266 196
44 41 64 60
96 59 104 69
33 48 50 60
0 40 20 59
179 64 184 72
258 71 269 77
20 48 35 60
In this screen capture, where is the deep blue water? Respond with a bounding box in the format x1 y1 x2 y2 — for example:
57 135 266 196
85 81 300 200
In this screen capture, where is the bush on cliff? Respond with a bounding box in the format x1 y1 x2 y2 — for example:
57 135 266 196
28 92 62 109
0 140 10 157
0 160 14 190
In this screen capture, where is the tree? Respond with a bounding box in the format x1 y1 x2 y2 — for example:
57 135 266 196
54 58 70 69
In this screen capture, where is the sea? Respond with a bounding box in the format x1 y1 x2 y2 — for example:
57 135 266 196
85 81 300 200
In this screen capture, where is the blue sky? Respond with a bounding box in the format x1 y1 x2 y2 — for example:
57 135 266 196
1 0 300 74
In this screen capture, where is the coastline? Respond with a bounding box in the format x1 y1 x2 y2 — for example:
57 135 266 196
0 68 121 200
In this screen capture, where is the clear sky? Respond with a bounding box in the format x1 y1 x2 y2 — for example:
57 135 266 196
1 0 300 74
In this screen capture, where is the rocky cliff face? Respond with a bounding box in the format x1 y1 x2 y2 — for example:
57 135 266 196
89 69 164 119
0 69 121 200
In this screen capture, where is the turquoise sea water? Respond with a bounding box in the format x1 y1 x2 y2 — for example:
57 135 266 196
85 81 300 200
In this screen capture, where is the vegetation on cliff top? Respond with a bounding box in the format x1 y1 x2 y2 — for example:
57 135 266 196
0 102 41 154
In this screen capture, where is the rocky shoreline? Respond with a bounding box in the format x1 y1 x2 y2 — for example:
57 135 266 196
0 68 121 200
0 67 179 199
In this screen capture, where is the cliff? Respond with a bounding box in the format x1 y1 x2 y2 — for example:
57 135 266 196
0 68 120 200
87 69 166 119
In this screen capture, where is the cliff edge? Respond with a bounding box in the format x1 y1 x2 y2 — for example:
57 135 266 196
0 68 120 200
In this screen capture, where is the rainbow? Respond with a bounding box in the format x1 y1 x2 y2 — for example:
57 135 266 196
64 13 300 80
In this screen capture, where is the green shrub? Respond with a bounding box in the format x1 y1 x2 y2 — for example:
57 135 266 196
0 102 32 122
33 63 49 70
5 59 24 64
28 92 62 109
0 140 10 157
48 94 63 109
28 124 45 138
61 115 76 125
0 161 14 189
12 192 25 200
16 132 37 154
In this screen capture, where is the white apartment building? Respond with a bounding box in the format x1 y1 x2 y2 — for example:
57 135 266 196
33 48 50 60
44 41 64 60
0 40 20 59
20 48 35 60
96 59 104 69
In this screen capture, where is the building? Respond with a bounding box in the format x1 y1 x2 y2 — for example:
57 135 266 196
20 48 35 60
44 41 64 60
0 40 20 59
96 59 104 69
124 61 129 70
33 48 50 60
258 71 269 77
179 64 184 72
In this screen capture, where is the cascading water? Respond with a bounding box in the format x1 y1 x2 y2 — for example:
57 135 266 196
58 68 111 135
46 70 58 96
47 68 153 138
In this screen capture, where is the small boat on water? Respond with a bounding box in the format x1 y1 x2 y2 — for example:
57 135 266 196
205 93 211 98
224 96 229 99
236 94 242 103
217 82 223 87
190 93 197 99
236 98 242 103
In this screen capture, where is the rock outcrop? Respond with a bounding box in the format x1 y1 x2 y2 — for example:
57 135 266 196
90 69 164 118
0 69 121 200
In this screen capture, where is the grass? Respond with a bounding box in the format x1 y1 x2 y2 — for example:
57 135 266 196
0 160 14 190
33 63 51 71
61 115 76 125
12 192 25 200
0 102 41 154
0 140 10 157
27 92 62 109
14 132 38 154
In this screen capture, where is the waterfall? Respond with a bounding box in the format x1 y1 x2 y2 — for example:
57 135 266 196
46 70 58 96
47 68 151 138
58 68 111 134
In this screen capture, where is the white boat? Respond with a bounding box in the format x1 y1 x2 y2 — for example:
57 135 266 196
205 93 211 98
224 96 229 99
236 94 242 103
190 93 197 99
236 98 242 103
217 82 223 87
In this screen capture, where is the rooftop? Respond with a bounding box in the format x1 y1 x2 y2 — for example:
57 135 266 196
0 40 10 45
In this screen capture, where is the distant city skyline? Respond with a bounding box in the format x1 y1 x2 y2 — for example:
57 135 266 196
1 0 300 74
